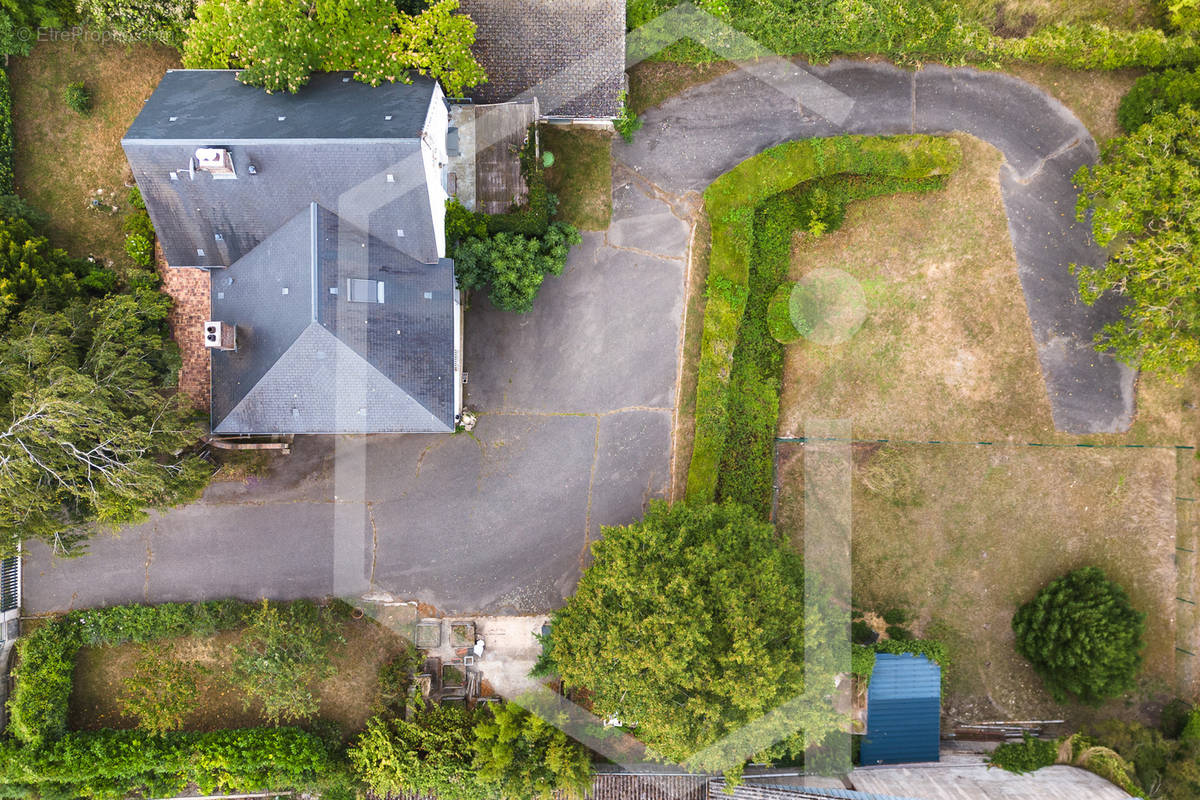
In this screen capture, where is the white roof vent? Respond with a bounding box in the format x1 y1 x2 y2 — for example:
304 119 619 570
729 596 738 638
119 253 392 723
194 147 236 178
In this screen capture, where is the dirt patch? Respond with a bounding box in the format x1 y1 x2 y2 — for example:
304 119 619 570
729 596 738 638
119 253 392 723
991 3 1038 37
9 36 179 265
68 615 411 736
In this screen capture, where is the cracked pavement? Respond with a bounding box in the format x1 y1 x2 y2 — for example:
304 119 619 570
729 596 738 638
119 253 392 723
23 168 690 615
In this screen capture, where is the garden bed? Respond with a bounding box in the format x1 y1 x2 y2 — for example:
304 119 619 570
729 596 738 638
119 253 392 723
67 602 414 737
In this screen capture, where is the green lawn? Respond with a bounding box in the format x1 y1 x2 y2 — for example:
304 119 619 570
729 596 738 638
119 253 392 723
541 126 613 230
9 36 179 266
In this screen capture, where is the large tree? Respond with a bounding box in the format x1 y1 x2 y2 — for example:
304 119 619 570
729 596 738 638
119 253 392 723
547 501 843 775
1012 566 1146 704
473 702 592 800
183 0 486 96
1073 105 1200 375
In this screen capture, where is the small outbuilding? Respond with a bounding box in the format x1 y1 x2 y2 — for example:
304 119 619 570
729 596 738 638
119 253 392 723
860 653 942 766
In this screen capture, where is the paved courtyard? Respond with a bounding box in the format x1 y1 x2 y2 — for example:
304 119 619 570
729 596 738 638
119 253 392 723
23 170 691 615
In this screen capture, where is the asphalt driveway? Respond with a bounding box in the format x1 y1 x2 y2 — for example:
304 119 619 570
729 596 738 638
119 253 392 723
23 171 690 615
24 61 1130 615
618 60 1134 433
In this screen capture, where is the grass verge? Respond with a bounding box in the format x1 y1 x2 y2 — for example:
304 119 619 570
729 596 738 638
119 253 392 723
541 126 613 230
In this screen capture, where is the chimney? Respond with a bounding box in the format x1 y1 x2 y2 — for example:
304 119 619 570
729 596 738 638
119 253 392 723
203 321 237 351
194 148 236 178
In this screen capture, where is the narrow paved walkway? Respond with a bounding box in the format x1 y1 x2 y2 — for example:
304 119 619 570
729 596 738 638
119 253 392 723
618 60 1135 433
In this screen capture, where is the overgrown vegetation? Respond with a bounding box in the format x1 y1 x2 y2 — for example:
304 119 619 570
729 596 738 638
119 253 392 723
1012 566 1146 704
1072 100 1200 375
686 135 961 508
473 702 593 800
447 133 582 312
76 0 194 48
231 599 343 724
182 0 486 96
541 126 613 231
626 0 1200 71
545 501 843 779
1116 66 1200 130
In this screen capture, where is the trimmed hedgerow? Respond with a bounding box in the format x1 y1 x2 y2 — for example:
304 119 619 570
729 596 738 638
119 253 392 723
687 135 959 509
0 727 337 800
6 601 250 747
993 24 1200 70
0 68 13 195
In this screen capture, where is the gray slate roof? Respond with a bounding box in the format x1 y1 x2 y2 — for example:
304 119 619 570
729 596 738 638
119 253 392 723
459 0 625 117
124 70 456 434
211 203 455 434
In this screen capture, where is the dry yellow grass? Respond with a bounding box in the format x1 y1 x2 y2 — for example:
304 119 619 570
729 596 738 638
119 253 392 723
9 36 179 265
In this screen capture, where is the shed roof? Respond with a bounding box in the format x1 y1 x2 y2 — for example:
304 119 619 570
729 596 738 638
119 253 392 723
859 654 942 766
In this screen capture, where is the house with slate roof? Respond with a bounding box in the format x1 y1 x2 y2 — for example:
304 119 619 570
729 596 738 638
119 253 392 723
123 70 462 435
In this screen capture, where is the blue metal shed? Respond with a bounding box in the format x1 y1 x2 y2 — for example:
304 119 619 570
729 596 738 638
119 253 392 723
859 653 941 765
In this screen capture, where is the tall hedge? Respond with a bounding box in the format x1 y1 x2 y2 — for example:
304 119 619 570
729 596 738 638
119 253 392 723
0 68 14 195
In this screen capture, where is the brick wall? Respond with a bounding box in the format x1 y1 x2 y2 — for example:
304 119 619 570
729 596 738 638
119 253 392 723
156 243 210 414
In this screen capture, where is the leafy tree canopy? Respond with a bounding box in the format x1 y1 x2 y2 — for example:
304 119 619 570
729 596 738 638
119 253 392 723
183 0 486 96
349 704 483 800
1012 566 1145 704
454 223 580 313
1073 105 1200 375
473 702 592 800
548 501 843 775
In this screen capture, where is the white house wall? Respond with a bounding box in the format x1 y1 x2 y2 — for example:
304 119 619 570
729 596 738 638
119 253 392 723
422 84 451 260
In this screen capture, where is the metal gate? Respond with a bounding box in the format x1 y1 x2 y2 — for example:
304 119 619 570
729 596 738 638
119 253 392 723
0 556 17 613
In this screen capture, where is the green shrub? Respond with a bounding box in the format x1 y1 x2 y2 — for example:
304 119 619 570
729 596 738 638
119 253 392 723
62 82 91 115
119 645 205 735
231 599 341 724
852 619 877 645
851 644 876 681
6 620 81 747
453 222 581 313
1013 566 1145 704
885 625 913 641
125 232 155 267
472 702 593 800
989 733 1059 774
0 69 13 195
875 638 949 673
882 608 910 625
613 89 642 143
1161 699 1194 739
1117 67 1200 132
349 705 483 800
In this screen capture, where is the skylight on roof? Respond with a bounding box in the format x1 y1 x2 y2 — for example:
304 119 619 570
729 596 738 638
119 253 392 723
347 278 384 304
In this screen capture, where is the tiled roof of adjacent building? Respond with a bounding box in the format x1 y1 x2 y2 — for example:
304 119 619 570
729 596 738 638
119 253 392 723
459 0 626 117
